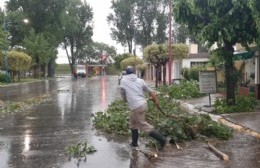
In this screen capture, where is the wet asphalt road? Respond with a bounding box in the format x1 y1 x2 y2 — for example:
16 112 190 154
0 76 130 168
0 76 260 168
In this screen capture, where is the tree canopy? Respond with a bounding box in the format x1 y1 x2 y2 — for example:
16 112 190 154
4 0 94 76
248 0 260 45
144 43 168 86
79 42 117 64
174 0 259 105
120 55 144 70
114 53 131 70
107 0 135 54
23 29 54 77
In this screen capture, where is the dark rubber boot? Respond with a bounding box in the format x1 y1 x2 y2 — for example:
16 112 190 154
149 130 167 151
130 129 138 147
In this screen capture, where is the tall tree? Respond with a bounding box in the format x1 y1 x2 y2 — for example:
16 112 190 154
154 10 168 44
0 11 4 51
172 23 189 44
92 42 117 59
174 0 258 105
0 11 30 49
172 23 209 52
108 0 169 53
134 0 169 48
7 0 68 36
60 0 93 74
23 29 53 78
107 0 136 54
248 0 260 44
6 0 70 77
79 42 117 64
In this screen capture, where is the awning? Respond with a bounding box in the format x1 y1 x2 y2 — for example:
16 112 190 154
233 51 254 60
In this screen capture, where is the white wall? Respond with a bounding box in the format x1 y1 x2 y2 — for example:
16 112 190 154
189 44 198 54
182 58 209 68
245 59 255 82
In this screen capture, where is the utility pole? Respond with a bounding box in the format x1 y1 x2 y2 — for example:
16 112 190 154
3 11 9 82
168 0 173 85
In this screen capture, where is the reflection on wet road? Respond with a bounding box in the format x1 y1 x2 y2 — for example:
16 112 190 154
0 79 62 102
0 76 130 168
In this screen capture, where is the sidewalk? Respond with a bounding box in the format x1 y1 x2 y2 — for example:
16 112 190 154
146 80 260 137
182 93 260 136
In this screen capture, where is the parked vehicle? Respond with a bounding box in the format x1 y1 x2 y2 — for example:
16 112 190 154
73 64 87 78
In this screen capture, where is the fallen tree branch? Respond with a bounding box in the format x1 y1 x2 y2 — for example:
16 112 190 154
174 141 183 150
157 105 185 120
148 98 186 120
207 142 229 161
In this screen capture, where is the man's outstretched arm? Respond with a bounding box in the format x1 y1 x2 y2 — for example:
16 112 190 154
149 91 159 109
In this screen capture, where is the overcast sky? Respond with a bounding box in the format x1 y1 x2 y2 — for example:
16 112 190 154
87 0 123 50
0 1 5 8
0 0 126 64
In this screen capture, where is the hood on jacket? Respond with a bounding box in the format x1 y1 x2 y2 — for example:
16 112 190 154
125 73 138 82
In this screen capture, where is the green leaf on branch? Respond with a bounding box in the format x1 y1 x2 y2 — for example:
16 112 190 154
92 93 233 142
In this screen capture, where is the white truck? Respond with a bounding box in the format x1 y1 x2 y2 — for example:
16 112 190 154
73 64 87 78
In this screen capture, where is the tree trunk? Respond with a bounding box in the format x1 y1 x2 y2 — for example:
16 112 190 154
41 65 46 77
158 67 161 86
128 40 132 54
155 64 159 88
223 44 235 106
33 58 40 78
18 71 20 82
162 64 166 85
11 71 14 82
47 60 54 77
64 44 74 75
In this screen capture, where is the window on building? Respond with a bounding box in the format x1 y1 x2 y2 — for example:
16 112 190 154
190 62 208 67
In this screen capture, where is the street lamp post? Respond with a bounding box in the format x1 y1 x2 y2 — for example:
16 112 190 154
168 0 173 85
3 12 29 82
3 13 8 82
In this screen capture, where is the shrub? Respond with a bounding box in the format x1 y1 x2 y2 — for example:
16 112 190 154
0 73 11 83
214 95 256 114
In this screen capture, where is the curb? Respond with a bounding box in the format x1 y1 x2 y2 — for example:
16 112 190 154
219 118 260 139
178 99 260 139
